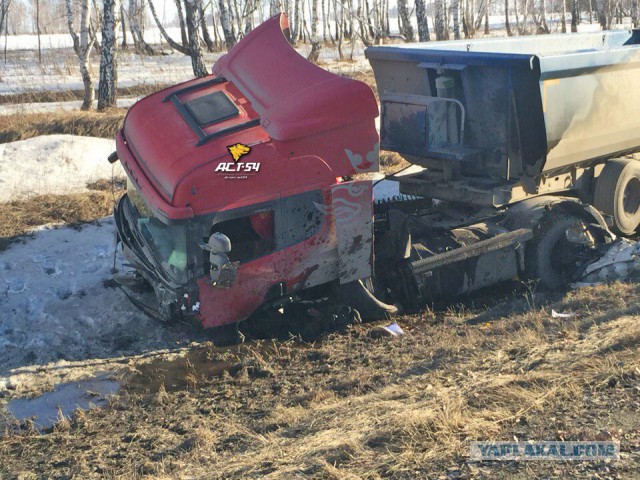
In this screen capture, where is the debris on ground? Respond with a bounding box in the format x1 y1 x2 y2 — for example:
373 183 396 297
370 322 405 338
573 239 640 287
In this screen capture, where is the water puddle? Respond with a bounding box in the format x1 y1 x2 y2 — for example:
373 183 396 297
4 374 120 431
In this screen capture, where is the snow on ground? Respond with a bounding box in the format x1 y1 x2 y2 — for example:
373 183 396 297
0 50 206 95
0 135 124 202
0 97 140 116
0 217 191 379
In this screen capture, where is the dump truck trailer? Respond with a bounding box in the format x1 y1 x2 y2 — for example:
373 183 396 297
111 14 640 331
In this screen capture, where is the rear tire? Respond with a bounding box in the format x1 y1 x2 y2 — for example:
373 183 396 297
594 158 640 236
524 213 587 289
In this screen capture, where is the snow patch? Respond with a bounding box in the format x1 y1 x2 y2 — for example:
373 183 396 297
0 217 187 377
0 134 124 201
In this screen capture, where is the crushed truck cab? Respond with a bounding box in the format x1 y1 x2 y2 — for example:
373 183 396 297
114 14 640 333
113 14 380 328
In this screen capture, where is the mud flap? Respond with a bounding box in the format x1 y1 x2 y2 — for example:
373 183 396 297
331 181 374 284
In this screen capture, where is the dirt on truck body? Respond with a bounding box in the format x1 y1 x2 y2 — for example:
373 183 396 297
111 15 640 336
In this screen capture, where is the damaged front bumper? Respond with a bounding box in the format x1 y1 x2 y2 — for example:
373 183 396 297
113 195 199 322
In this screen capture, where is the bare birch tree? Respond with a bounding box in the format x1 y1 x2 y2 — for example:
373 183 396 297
184 0 207 77
32 0 41 62
199 2 214 51
435 0 447 39
505 0 512 34
452 0 461 38
65 0 97 110
98 0 118 110
416 0 430 40
308 0 321 62
148 0 189 52
398 0 414 40
128 0 154 54
218 0 237 48
120 2 127 47
334 0 344 57
535 0 550 32
291 0 300 42
148 0 207 76
174 0 188 45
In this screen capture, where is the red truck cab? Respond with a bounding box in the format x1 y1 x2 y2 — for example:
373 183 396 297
113 14 381 328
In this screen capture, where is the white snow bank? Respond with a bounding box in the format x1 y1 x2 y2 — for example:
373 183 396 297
0 98 140 116
0 135 124 202
0 217 188 377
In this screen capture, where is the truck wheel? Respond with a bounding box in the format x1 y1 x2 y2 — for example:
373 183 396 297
594 158 640 236
524 213 587 289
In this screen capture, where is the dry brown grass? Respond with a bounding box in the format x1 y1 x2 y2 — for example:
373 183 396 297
0 84 172 105
1 282 639 479
0 181 125 249
0 109 127 143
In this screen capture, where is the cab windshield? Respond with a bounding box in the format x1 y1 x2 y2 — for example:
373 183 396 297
125 179 192 284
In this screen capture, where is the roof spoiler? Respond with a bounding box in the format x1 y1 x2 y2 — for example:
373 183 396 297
212 13 378 142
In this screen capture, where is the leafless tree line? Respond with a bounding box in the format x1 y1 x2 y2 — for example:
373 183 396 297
5 0 637 111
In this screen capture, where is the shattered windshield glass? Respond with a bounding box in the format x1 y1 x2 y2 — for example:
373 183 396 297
124 179 189 284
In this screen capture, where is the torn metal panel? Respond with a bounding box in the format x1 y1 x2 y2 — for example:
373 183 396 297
332 181 374 284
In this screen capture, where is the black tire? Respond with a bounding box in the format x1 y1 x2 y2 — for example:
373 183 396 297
524 213 587 289
594 158 640 236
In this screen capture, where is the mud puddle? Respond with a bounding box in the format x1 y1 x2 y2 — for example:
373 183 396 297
124 348 240 395
3 373 120 431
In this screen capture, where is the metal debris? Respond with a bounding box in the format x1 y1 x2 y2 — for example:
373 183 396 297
572 239 640 287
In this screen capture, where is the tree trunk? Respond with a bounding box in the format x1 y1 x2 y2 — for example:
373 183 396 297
243 0 254 34
504 0 511 35
199 1 215 51
291 0 300 42
483 4 489 34
435 0 447 39
129 0 154 54
632 0 639 27
98 0 118 111
538 0 550 32
79 0 95 110
148 0 190 53
65 0 81 54
321 0 327 41
308 0 321 61
452 0 461 38
335 0 344 57
416 0 430 40
597 0 607 28
561 0 567 32
184 0 207 77
65 0 96 110
120 3 128 47
174 0 188 45
35 0 41 63
270 0 280 16
514 0 521 32
218 0 236 48
398 0 414 40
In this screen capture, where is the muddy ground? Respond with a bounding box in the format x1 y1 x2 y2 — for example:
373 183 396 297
1 281 639 479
